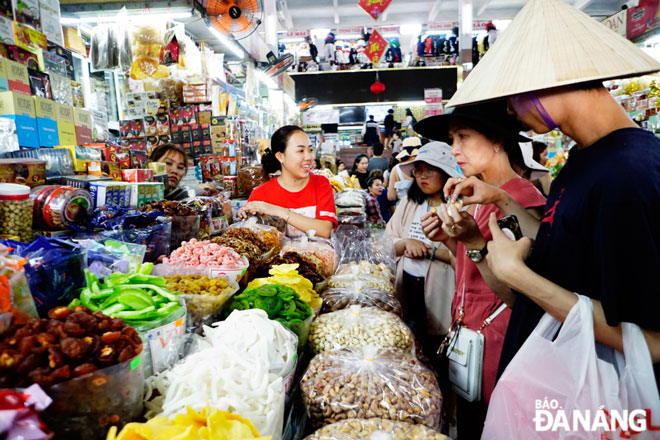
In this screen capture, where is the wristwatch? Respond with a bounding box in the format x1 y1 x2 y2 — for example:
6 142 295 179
466 246 488 263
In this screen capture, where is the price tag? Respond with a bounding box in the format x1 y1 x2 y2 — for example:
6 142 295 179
145 317 186 373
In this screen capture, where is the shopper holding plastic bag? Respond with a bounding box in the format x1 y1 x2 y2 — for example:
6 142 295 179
482 294 660 440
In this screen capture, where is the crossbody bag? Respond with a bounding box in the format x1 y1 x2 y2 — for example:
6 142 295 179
438 285 507 402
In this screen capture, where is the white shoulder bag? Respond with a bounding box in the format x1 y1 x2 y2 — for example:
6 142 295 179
438 285 507 402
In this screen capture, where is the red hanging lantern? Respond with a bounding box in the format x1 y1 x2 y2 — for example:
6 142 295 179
370 71 385 101
370 81 386 95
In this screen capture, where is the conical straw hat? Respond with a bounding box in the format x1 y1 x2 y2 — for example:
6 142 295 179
447 0 660 107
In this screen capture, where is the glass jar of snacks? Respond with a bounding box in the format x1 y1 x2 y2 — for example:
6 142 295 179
223 176 238 198
0 183 33 242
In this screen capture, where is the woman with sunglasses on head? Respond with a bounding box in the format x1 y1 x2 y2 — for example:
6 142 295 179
238 125 337 238
415 101 546 439
385 142 458 361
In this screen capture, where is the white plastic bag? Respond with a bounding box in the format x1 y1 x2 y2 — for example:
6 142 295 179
482 294 660 439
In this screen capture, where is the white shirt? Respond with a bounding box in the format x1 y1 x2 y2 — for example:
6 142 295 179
402 201 433 277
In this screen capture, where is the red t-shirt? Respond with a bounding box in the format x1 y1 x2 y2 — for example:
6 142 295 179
248 174 338 236
453 178 546 404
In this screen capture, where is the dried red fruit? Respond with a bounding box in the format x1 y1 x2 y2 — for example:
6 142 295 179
110 318 124 331
49 364 70 380
117 345 136 363
97 345 116 363
63 320 85 337
16 353 42 375
47 347 64 368
72 363 98 377
48 307 73 320
61 337 89 359
35 333 56 347
18 336 37 355
101 331 121 344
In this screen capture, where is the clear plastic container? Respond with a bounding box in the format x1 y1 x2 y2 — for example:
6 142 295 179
0 183 33 241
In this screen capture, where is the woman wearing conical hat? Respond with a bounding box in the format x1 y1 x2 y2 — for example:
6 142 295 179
424 0 660 415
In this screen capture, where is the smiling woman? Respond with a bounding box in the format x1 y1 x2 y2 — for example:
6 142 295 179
238 125 337 238
149 143 190 201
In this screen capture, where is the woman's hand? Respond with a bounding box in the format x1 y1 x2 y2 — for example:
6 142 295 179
420 212 449 243
485 213 533 287
404 239 431 259
438 204 485 249
444 176 507 206
238 201 288 220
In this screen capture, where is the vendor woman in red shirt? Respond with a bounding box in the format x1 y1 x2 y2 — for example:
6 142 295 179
238 125 338 238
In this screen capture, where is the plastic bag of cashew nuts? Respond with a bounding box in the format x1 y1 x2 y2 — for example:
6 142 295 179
308 305 414 354
320 286 403 317
301 346 443 429
305 418 450 440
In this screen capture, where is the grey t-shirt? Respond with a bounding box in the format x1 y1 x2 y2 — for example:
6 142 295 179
368 157 388 173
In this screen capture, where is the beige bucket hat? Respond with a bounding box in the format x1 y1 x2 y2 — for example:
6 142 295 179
447 0 660 108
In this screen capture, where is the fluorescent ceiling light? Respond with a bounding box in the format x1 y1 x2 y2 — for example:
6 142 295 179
61 11 193 24
279 37 305 43
208 25 245 59
336 34 362 39
382 33 399 38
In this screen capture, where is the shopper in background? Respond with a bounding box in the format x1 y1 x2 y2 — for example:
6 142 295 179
383 109 396 148
363 115 380 146
239 125 337 238
511 142 552 197
415 101 546 439
150 143 190 201
439 0 660 396
391 129 403 154
367 143 388 173
531 141 548 166
388 137 422 204
350 154 370 189
370 169 393 223
385 142 457 359
365 176 385 226
336 159 345 173
404 108 417 137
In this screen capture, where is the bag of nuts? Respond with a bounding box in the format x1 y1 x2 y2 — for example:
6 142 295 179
305 418 449 439
318 273 395 295
320 287 402 317
301 346 443 429
309 305 413 354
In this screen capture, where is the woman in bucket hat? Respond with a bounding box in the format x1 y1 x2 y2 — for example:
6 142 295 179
385 142 459 363
430 0 660 412
414 100 546 438
387 137 422 204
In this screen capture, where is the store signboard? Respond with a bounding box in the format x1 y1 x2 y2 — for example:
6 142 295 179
626 0 660 39
284 30 309 38
365 30 388 64
473 21 491 30
424 88 443 117
602 9 627 37
303 107 340 125
425 23 455 31
358 0 392 20
377 25 399 35
333 27 364 35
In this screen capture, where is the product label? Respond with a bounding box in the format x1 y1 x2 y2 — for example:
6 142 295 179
145 316 186 374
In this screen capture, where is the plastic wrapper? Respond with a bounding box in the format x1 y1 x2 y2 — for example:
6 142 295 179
226 217 283 252
144 345 285 440
0 384 52 440
0 158 46 187
1 258 38 317
136 300 187 377
369 229 397 274
87 209 172 263
153 257 249 285
0 117 20 155
245 264 322 310
306 418 449 439
42 353 144 440
236 166 268 197
301 346 442 429
335 261 394 284
308 305 413 354
48 73 73 106
334 188 366 209
2 237 86 317
337 212 366 228
4 148 74 179
30 185 93 230
165 275 240 327
319 273 395 295
73 239 146 278
167 214 200 251
320 286 402 316
281 235 337 278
